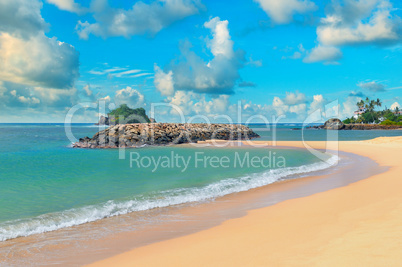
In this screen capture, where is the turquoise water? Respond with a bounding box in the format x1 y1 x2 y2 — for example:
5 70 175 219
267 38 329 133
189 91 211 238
250 123 402 141
0 123 399 241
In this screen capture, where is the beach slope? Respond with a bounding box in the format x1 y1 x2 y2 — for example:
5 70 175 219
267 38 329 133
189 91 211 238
88 137 402 266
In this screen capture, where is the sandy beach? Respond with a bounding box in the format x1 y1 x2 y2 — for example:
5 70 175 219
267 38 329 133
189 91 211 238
88 137 402 266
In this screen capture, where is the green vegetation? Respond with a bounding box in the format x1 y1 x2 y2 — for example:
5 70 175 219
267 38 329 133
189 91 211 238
342 97 401 124
108 104 151 124
380 120 402 126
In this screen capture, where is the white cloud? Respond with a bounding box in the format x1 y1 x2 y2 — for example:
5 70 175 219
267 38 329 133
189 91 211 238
154 17 245 95
165 90 230 117
76 0 203 39
154 65 174 96
357 81 386 92
204 17 234 58
46 0 85 14
166 90 195 115
0 82 78 109
32 86 78 107
18 95 40 104
390 102 400 110
114 86 145 108
317 0 401 46
283 91 306 105
0 32 79 89
303 45 343 63
309 94 326 112
98 95 111 105
272 92 307 118
254 0 317 24
157 90 358 122
0 0 80 115
341 95 361 118
0 0 48 38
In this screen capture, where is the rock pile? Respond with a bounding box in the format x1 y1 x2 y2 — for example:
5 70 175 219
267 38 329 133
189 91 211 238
308 118 402 130
73 123 260 148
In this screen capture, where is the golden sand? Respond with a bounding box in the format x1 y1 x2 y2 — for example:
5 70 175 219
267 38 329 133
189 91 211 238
88 137 402 266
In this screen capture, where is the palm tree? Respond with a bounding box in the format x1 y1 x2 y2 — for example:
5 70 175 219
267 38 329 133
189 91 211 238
369 100 376 111
356 99 365 109
376 98 382 108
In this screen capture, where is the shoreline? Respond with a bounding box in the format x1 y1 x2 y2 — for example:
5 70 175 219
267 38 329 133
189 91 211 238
0 140 386 266
87 137 402 266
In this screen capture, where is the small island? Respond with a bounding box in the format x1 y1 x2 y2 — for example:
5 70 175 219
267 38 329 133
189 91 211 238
95 104 153 126
74 123 260 148
76 104 259 148
312 98 402 130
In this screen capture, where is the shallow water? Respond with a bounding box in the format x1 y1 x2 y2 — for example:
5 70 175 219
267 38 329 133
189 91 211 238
0 124 335 241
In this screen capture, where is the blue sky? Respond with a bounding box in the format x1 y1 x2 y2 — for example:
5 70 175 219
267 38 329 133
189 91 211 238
0 0 401 123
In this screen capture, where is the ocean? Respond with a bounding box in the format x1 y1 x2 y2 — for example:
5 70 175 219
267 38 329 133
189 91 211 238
0 123 400 241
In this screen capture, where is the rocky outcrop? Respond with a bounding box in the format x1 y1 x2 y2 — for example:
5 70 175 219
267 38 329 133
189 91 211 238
308 119 402 130
323 118 345 130
73 123 260 148
343 124 402 130
95 115 110 126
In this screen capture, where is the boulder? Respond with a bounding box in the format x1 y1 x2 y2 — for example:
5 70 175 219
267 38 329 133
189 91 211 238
95 115 109 126
323 118 345 130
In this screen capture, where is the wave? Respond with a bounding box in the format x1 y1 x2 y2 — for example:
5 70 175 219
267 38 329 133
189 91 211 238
0 154 338 242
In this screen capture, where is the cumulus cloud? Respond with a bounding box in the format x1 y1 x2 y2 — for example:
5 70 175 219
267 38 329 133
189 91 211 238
0 32 79 89
76 0 203 39
114 86 145 108
0 0 48 38
46 0 85 14
390 102 400 110
154 17 245 95
157 89 356 123
154 65 174 96
254 0 317 24
303 45 343 64
165 90 230 117
271 91 307 118
317 0 402 46
301 0 401 64
0 81 78 109
283 91 306 105
341 95 362 118
32 86 78 107
0 0 80 116
357 81 386 92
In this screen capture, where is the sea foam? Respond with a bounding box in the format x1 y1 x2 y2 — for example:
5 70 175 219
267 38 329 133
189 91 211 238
0 154 338 242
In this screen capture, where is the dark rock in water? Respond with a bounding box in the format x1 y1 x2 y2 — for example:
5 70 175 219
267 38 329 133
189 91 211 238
73 123 260 148
95 115 109 126
307 118 402 130
323 118 345 130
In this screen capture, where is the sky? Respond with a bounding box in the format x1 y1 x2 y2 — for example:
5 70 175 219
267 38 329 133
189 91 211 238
0 0 401 123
